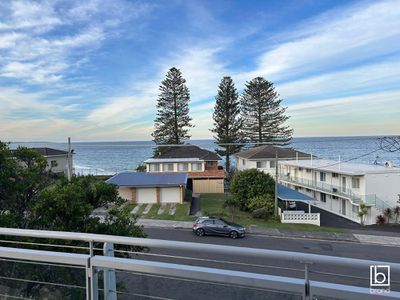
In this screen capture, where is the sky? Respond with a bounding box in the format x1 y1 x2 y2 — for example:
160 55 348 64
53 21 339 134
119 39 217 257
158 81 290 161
0 0 399 142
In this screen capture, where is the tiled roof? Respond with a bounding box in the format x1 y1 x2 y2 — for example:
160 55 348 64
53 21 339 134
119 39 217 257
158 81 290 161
106 172 187 187
154 145 221 160
235 145 311 160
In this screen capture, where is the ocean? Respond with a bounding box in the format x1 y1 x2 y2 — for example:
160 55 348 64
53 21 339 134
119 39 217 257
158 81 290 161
9 136 400 175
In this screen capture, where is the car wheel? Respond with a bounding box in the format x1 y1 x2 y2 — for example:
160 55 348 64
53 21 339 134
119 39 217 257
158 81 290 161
196 228 205 237
230 231 238 239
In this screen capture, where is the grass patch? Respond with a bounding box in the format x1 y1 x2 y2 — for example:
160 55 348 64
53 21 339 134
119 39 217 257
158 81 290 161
201 194 346 233
140 202 196 222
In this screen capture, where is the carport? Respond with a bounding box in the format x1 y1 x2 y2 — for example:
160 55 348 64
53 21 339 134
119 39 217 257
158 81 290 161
277 184 317 213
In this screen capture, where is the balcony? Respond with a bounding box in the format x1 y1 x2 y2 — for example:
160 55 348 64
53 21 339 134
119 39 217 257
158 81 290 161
0 228 399 299
279 175 374 205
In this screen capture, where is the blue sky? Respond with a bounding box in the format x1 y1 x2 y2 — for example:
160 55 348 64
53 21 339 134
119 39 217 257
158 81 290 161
0 0 399 141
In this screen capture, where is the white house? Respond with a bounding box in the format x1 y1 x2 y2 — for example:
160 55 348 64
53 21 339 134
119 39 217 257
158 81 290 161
27 147 72 175
144 145 225 194
278 159 400 225
234 145 312 177
106 172 187 204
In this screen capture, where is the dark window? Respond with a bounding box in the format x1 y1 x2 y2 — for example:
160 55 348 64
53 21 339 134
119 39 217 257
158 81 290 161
320 172 326 182
320 193 327 202
332 173 339 178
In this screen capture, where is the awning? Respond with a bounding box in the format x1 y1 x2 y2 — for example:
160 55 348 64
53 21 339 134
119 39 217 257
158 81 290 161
278 184 316 202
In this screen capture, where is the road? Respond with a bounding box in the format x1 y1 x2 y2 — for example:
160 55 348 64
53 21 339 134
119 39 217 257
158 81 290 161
117 227 400 299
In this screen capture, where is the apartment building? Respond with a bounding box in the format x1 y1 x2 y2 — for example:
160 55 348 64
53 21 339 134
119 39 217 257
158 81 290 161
279 159 400 225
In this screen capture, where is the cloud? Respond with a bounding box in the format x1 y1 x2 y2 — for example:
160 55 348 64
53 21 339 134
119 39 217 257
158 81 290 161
0 0 153 84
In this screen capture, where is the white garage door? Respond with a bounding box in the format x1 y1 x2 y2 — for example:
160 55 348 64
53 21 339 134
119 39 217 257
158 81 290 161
137 188 157 204
160 187 180 203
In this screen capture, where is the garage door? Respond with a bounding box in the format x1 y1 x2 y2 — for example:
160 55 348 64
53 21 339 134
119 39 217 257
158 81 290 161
160 187 180 203
137 188 157 204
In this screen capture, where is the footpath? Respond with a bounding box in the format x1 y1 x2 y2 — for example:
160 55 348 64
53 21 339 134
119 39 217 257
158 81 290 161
138 219 400 246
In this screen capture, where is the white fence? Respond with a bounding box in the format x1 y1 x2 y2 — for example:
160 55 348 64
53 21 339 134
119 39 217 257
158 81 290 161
280 208 321 226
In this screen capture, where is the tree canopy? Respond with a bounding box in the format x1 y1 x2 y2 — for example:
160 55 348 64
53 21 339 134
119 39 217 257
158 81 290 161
241 77 293 145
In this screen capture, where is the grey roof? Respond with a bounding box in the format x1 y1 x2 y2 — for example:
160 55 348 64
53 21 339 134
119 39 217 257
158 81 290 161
154 145 221 160
234 145 311 160
11 147 69 157
106 172 187 187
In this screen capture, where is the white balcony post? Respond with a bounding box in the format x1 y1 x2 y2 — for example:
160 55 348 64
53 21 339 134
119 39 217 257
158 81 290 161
103 242 117 300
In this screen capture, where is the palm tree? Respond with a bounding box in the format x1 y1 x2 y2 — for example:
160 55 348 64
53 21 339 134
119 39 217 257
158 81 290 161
383 208 393 224
394 206 400 223
357 203 368 225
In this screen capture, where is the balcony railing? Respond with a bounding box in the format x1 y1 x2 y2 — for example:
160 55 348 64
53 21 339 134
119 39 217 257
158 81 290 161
0 228 399 299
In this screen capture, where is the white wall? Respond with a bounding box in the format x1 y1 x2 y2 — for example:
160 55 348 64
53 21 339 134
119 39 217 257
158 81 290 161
46 155 70 174
365 172 400 207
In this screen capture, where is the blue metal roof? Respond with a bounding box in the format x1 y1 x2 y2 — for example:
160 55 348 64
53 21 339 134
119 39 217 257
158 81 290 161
278 184 315 202
106 172 187 187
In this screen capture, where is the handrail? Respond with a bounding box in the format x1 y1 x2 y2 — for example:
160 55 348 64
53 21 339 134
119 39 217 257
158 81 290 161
1 227 400 272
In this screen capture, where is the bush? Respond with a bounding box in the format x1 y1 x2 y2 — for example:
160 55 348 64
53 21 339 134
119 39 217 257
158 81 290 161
247 195 274 212
376 214 386 225
230 169 275 210
252 208 271 219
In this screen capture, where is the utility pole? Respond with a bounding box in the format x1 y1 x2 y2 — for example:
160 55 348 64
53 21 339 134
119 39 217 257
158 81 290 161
67 137 72 181
274 151 279 217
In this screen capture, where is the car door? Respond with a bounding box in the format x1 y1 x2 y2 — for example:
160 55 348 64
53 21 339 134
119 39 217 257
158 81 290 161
202 220 217 235
214 219 229 236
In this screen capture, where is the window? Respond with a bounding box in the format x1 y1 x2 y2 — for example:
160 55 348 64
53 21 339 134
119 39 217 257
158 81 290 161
178 163 188 171
320 193 326 202
191 163 202 171
206 161 214 167
298 167 303 171
306 169 312 173
332 173 339 178
242 159 246 166
269 161 276 168
256 161 266 168
163 163 174 172
352 177 360 189
320 172 326 182
352 205 359 213
149 164 160 171
332 196 338 200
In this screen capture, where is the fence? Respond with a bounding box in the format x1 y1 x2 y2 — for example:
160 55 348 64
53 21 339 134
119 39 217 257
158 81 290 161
0 227 399 300
280 210 321 226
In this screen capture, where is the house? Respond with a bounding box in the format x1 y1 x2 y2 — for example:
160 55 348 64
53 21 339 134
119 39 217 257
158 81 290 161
144 145 225 194
278 159 400 225
106 172 187 204
12 147 73 175
234 145 311 177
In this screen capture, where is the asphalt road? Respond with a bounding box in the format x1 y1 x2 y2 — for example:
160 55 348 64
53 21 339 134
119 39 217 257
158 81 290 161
116 227 400 299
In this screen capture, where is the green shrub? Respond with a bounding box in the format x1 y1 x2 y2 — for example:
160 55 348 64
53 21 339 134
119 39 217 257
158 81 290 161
376 214 385 225
252 207 270 219
230 169 275 210
247 195 274 212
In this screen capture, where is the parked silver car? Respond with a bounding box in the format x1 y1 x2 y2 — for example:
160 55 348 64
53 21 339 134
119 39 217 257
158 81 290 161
192 216 246 239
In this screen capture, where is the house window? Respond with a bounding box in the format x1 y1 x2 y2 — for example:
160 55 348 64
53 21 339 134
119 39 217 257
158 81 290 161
332 173 339 178
149 164 160 171
320 172 326 182
306 169 311 173
206 161 214 167
269 161 276 168
191 163 202 171
256 161 266 168
178 163 188 171
320 193 326 202
332 195 338 200
163 163 174 172
242 159 246 166
352 177 360 189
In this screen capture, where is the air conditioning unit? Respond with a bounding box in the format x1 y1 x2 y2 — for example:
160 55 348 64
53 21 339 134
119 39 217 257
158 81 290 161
332 188 338 193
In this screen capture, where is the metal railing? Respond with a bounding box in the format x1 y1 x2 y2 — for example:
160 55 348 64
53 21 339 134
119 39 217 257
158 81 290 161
0 227 399 300
279 175 393 210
